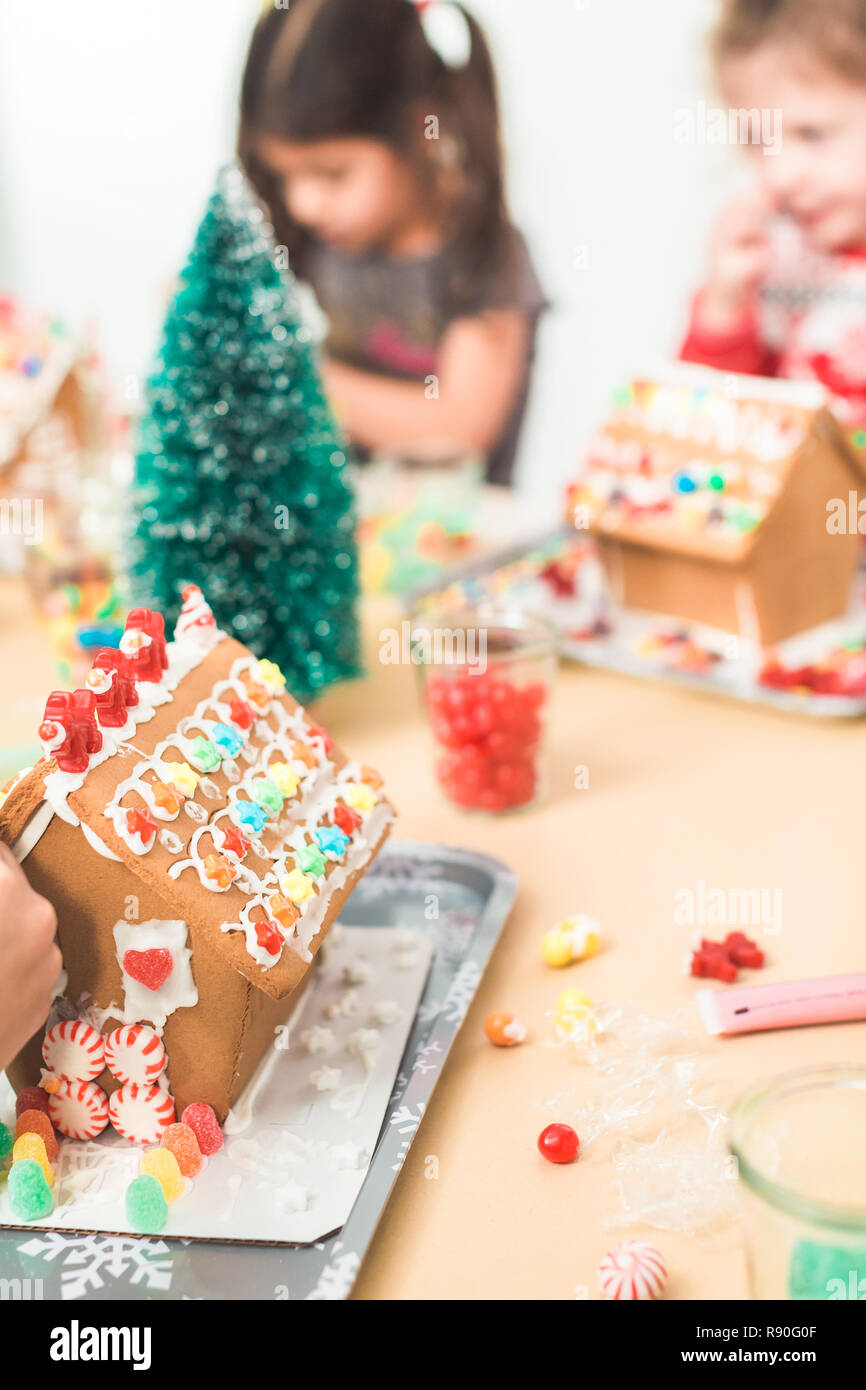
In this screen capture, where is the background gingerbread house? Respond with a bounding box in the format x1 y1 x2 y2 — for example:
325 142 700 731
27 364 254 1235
567 367 866 645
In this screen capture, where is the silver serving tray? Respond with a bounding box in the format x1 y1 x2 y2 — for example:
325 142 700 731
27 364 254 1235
0 840 516 1301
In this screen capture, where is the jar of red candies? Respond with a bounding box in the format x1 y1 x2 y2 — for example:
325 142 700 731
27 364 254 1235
412 604 558 813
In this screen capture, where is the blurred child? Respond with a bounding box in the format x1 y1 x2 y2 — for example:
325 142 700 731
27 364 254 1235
682 0 866 426
239 0 546 485
0 844 60 1072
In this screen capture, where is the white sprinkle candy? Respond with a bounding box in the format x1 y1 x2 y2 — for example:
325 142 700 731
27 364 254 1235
301 1025 336 1055
310 1065 342 1092
370 1000 402 1026
342 960 373 987
42 1019 105 1082
598 1241 667 1301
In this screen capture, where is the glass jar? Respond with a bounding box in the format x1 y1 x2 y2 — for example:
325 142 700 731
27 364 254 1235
729 1065 866 1300
411 602 558 813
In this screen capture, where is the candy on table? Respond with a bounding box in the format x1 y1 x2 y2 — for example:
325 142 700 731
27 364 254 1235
540 914 601 968
254 918 284 956
15 1110 58 1161
125 1173 169 1234
553 989 599 1041
123 947 174 992
268 892 300 931
688 941 738 983
42 1019 105 1082
12 1133 53 1184
14 1087 51 1119
165 761 200 797
427 671 547 813
180 1102 223 1156
203 851 237 889
484 1011 527 1047
104 1024 166 1086
537 1123 580 1165
38 688 103 773
139 1146 184 1203
8 1159 53 1222
296 843 326 876
160 1122 203 1177
723 931 765 969
598 1240 667 1300
342 782 376 814
281 868 315 902
48 1078 109 1139
269 762 300 798
332 801 361 836
315 825 349 858
109 1083 175 1144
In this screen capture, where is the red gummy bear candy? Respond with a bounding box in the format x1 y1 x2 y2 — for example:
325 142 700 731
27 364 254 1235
123 949 173 992
181 1101 223 1156
690 945 738 983
724 932 765 969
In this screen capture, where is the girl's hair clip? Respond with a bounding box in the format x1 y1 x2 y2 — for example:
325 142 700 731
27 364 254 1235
414 0 473 69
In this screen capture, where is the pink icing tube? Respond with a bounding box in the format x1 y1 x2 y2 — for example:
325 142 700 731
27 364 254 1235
697 972 866 1036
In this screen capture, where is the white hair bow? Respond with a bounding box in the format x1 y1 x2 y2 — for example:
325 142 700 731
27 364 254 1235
414 0 472 69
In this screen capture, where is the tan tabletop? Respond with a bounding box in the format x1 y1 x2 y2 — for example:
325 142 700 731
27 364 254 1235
3 579 865 1300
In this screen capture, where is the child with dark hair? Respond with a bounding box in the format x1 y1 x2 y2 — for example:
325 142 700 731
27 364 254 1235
239 0 546 485
682 0 866 428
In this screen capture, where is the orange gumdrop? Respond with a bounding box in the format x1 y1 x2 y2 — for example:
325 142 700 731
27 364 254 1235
15 1110 58 1161
160 1122 203 1177
484 1011 527 1047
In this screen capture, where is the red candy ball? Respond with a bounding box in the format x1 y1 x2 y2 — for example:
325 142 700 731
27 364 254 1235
425 671 546 812
537 1123 580 1165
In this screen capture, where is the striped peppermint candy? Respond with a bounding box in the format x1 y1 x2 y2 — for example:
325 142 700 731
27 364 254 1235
108 1083 175 1144
598 1241 667 1301
104 1025 166 1086
42 1020 105 1082
48 1079 110 1140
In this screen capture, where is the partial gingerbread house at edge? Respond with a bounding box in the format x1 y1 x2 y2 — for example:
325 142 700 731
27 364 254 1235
0 586 394 1135
567 366 866 645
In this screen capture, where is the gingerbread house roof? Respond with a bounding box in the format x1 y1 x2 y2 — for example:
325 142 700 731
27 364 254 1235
0 587 394 1003
569 366 865 562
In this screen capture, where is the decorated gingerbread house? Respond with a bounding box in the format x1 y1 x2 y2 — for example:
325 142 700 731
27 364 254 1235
0 586 394 1144
567 367 866 644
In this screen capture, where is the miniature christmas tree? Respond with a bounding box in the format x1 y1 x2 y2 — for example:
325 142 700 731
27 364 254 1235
130 165 361 701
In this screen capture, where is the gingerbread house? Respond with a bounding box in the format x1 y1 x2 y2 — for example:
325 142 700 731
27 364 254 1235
567 367 866 645
0 586 395 1140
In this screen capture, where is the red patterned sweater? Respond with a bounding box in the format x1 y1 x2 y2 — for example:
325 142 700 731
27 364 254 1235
681 220 866 436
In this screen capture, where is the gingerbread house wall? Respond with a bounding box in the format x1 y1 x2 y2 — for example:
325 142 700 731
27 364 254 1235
9 814 306 1122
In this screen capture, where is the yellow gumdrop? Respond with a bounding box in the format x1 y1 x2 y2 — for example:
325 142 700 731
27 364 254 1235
140 1147 184 1203
580 930 600 959
12 1133 53 1185
555 1010 600 1043
541 929 573 968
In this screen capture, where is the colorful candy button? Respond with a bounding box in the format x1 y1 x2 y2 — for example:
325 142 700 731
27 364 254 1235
315 826 349 858
253 778 284 816
342 782 376 814
296 843 326 876
269 762 300 798
212 722 243 756
484 1011 526 1046
281 869 315 903
537 1123 579 1165
165 762 200 797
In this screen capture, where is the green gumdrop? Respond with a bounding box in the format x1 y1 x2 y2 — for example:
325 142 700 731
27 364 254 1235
125 1174 169 1234
788 1238 866 1300
296 844 326 876
0 1122 13 1158
8 1160 53 1222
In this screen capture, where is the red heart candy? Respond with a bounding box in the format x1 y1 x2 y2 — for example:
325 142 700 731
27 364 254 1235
123 948 173 992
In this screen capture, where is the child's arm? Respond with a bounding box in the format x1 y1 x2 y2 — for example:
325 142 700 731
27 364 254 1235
680 191 780 378
0 844 62 1072
321 308 531 458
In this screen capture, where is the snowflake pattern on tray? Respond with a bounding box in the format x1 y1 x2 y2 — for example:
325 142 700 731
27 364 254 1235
16 1232 173 1300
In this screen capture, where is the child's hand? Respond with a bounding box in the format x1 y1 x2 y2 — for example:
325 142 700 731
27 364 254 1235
697 191 773 333
0 844 62 1073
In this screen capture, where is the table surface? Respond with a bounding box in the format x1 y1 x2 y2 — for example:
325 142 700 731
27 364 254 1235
3 578 865 1301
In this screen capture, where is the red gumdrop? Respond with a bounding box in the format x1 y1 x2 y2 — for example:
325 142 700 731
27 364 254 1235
537 1123 580 1164
15 1087 51 1118
181 1102 223 1156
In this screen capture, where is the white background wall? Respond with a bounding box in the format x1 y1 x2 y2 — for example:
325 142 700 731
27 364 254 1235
0 0 745 508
